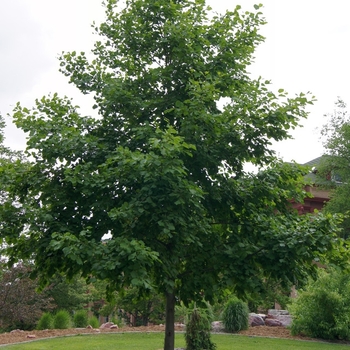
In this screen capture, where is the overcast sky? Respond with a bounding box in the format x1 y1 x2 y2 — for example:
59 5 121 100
1 0 349 164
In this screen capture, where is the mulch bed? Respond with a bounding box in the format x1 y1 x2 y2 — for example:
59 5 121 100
0 325 181 346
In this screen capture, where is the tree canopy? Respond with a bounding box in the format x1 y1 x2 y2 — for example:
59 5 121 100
0 1 347 349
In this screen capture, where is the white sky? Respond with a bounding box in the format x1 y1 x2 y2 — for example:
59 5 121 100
1 0 349 164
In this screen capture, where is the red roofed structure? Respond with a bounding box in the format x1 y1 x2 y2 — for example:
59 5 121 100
292 156 330 214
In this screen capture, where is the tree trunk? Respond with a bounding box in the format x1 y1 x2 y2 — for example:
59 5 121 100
163 292 176 350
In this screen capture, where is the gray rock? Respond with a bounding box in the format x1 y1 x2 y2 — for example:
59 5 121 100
267 309 292 327
275 315 292 327
249 314 265 327
265 318 283 327
100 322 115 329
268 309 289 316
211 321 225 332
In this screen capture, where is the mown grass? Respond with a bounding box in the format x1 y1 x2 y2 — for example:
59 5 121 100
1 332 350 350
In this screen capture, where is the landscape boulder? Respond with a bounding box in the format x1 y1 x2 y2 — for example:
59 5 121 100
265 318 283 327
267 309 292 327
100 322 116 329
211 321 225 332
249 313 265 327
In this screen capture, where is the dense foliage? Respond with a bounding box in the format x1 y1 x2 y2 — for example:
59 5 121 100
245 278 293 312
317 99 350 237
47 275 90 312
116 286 165 326
0 1 348 349
290 268 350 340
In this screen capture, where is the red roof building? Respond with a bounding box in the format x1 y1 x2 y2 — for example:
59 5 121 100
292 156 330 214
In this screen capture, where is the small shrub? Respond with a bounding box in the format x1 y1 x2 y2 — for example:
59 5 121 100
185 308 216 350
73 310 88 328
37 312 54 330
88 316 100 328
222 297 249 332
290 268 350 340
53 310 72 329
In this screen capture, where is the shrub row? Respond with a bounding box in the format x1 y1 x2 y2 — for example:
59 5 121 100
37 310 99 330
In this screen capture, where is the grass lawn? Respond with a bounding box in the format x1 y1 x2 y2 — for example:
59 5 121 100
1 332 350 350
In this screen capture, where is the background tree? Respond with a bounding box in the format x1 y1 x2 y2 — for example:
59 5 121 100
317 98 350 237
116 286 165 326
87 279 114 319
46 275 90 313
0 114 25 224
0 1 348 349
0 261 54 331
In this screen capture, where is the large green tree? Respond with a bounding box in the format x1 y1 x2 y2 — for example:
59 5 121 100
0 1 347 349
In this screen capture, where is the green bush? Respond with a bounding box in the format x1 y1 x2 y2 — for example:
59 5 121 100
73 310 88 328
37 312 54 330
53 310 72 329
290 268 350 340
222 297 249 332
88 316 100 328
185 308 216 350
